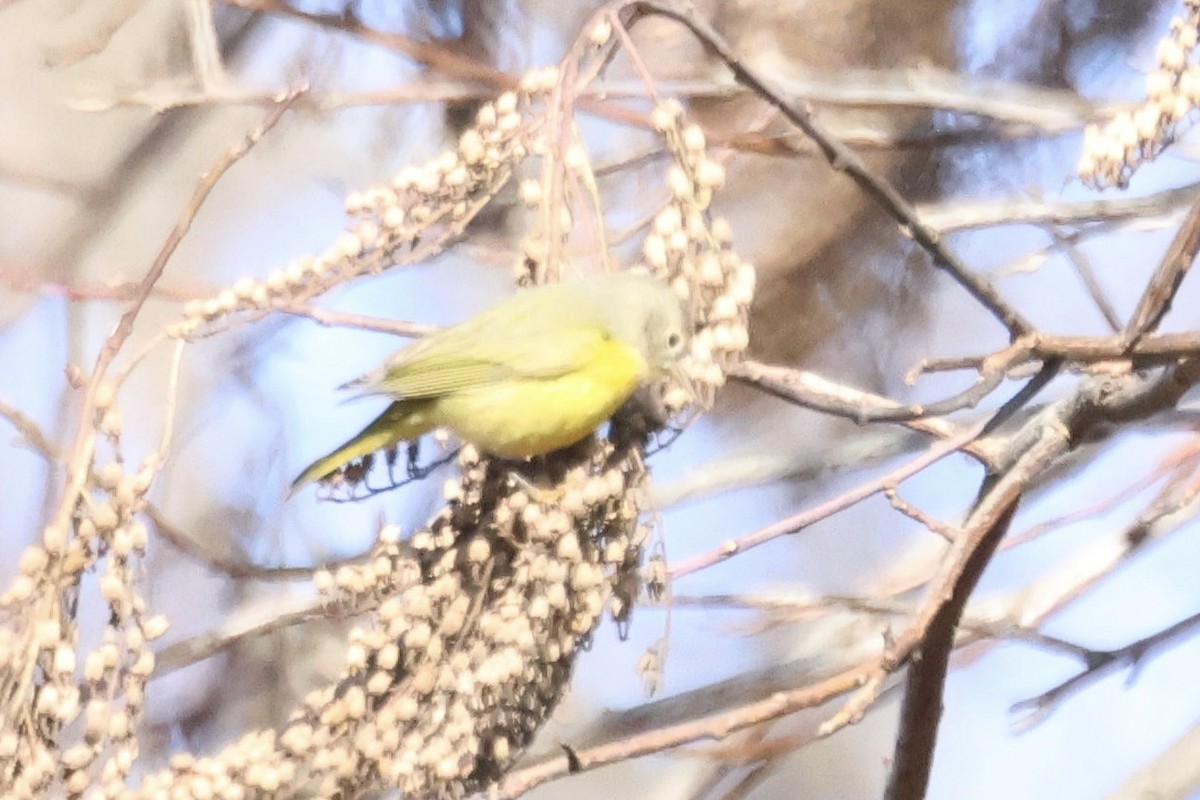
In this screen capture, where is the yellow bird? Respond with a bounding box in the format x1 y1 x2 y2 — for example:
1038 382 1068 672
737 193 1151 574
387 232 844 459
290 272 689 494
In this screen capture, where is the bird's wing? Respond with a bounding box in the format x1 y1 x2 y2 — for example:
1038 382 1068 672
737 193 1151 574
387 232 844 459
351 322 608 399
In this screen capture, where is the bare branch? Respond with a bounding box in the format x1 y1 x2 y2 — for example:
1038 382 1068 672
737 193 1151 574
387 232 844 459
1125 189 1200 344
623 0 1034 338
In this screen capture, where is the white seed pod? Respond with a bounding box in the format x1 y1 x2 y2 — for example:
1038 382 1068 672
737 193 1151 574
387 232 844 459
346 190 369 214
378 524 401 545
667 165 692 199
1158 37 1187 72
216 288 238 313
53 644 76 676
1178 19 1199 50
496 91 518 115
555 532 581 560
313 569 334 593
697 252 724 286
564 143 588 173
99 571 125 603
642 234 668 270
382 204 406 230
528 596 550 620
711 293 739 321
475 104 498 133
129 649 155 678
395 694 420 721
459 128 485 165
344 686 367 719
696 159 725 190
99 408 123 437
520 503 543 528
336 231 363 260
442 479 464 503
94 462 122 490
589 18 612 47
560 488 586 517
518 178 543 207
281 723 314 755
20 547 48 578
538 66 561 91
467 537 491 564
651 98 683 132
232 276 256 301
404 621 432 649
108 710 131 740
545 582 568 610
662 384 692 411
446 165 469 188
143 614 170 641
711 217 734 244
498 110 522 136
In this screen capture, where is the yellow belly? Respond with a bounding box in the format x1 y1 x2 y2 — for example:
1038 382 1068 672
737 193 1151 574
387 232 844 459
432 338 647 458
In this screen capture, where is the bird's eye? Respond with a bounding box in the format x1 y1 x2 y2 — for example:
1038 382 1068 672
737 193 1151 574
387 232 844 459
667 333 682 349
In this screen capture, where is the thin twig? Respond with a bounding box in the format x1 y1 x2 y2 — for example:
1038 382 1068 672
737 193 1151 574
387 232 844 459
0 400 58 460
1055 227 1123 333
1010 611 1200 731
728 359 1004 434
275 304 437 338
153 591 377 677
917 182 1199 234
221 0 516 89
623 1 1033 338
1125 188 1200 344
866 361 1200 796
883 493 1018 800
44 84 307 543
668 422 987 579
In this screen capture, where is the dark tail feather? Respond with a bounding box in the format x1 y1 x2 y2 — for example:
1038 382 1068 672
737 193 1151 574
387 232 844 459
288 400 434 497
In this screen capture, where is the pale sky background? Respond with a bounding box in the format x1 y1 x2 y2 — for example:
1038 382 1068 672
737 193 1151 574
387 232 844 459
2 1 1200 798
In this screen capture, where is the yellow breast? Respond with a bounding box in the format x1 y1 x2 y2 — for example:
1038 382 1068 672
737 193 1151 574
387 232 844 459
432 337 647 458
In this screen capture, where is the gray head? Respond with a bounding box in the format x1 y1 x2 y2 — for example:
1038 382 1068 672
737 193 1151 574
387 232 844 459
592 272 689 373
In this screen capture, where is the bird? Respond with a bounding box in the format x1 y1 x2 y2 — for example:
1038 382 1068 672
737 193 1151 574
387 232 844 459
290 272 690 495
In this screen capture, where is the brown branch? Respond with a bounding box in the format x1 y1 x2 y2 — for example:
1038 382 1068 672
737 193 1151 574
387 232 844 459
913 331 1200 380
865 359 1200 797
221 0 518 90
0 269 213 303
916 182 1200 234
1010 610 1200 731
486 662 873 799
884 487 960 541
143 504 364 581
622 0 1034 338
1056 227 1123 333
668 421 987 579
1002 439 1200 551
728 359 1005 436
1125 188 1200 344
153 591 376 677
884 492 1018 800
275 303 437 338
